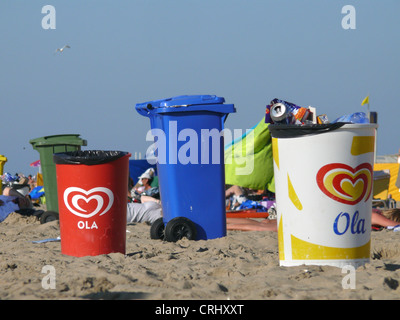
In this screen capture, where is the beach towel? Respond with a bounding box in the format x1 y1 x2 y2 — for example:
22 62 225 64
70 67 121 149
238 200 267 212
0 195 19 222
29 186 45 200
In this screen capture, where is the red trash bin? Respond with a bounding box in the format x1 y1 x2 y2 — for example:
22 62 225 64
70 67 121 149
54 150 131 257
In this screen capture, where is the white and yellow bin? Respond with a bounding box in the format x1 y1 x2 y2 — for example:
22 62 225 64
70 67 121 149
269 123 377 268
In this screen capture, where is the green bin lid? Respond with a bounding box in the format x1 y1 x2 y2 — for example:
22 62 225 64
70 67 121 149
30 134 87 147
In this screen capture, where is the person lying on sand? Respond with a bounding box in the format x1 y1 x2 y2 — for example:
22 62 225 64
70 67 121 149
227 217 278 231
127 195 162 224
0 187 33 222
226 208 400 232
376 207 400 223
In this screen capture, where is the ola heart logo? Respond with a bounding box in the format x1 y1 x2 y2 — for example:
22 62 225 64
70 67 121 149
63 187 114 218
316 163 373 205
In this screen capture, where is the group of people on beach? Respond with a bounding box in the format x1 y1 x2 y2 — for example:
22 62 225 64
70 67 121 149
1 167 400 234
127 169 400 232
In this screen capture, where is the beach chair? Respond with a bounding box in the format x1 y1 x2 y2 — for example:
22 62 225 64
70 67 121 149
372 170 397 209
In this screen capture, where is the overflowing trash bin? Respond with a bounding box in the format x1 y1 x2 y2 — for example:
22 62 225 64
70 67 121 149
53 150 130 257
29 134 87 223
269 117 377 268
136 95 236 241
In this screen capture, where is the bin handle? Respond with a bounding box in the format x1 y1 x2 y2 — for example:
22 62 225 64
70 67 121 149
136 104 152 117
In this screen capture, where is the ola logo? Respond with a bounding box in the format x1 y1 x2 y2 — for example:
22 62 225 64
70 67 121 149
316 163 373 205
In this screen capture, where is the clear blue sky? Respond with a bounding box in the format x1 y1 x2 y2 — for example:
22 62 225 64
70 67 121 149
1 0 399 176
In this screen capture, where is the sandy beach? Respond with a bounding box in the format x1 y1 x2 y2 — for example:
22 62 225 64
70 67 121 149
0 207 400 301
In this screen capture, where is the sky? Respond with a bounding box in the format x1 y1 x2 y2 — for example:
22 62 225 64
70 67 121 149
1 0 399 177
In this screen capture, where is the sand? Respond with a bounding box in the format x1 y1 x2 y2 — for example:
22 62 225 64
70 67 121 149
1 208 400 300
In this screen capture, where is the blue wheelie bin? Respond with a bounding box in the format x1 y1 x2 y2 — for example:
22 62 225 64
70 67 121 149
135 95 236 241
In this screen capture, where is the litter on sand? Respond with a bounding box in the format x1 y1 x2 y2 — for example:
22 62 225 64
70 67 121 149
31 236 61 244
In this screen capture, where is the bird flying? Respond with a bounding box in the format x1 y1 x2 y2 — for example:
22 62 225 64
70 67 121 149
54 45 70 54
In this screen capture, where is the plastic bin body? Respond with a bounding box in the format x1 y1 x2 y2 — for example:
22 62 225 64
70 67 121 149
0 155 7 175
269 123 377 268
136 95 235 240
29 135 87 213
54 151 130 257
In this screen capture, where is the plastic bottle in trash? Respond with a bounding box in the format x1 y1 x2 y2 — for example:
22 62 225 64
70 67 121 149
332 112 369 124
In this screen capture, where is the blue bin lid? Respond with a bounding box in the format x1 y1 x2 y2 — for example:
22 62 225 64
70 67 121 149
135 95 235 116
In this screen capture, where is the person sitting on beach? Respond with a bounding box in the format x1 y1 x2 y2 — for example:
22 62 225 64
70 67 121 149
28 175 36 191
135 168 155 194
226 207 400 232
127 173 162 224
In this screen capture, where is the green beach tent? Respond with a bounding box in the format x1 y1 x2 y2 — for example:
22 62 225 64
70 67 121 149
224 118 275 193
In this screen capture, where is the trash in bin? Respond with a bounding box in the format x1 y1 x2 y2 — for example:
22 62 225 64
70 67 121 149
266 98 315 125
54 150 130 257
332 112 370 124
136 95 236 241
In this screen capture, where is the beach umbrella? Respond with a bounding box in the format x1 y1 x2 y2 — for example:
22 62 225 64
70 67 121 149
30 160 42 174
30 160 41 167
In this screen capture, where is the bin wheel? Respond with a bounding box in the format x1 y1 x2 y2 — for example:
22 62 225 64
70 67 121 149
40 211 59 224
150 218 165 240
164 217 197 242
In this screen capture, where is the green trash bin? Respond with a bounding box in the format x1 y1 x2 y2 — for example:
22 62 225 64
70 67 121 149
30 134 87 223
